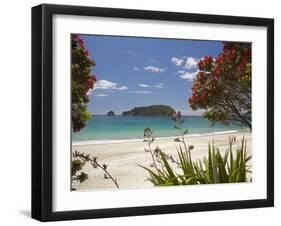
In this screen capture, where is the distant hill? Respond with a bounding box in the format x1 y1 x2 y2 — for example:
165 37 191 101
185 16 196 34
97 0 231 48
122 105 176 117
107 111 115 116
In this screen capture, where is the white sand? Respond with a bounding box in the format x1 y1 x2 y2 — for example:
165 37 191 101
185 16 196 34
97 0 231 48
72 132 251 191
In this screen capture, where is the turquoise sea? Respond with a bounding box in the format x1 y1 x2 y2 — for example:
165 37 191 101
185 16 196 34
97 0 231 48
72 116 243 145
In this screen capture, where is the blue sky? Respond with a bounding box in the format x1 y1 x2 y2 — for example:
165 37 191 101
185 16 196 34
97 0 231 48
80 34 223 115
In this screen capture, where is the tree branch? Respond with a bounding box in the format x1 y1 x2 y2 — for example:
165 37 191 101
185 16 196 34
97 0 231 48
73 151 119 189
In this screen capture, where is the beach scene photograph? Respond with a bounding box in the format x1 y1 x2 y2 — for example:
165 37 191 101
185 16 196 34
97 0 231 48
71 34 252 191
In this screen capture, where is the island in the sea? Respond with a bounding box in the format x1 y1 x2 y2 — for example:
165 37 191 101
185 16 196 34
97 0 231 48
122 105 176 117
107 111 115 116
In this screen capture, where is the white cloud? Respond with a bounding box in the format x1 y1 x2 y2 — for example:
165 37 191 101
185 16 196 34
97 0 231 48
133 67 138 71
94 94 109 97
117 86 128 90
177 70 197 81
144 66 165 73
184 57 198 69
94 80 128 91
171 57 184 66
128 91 152 94
138 83 149 88
172 56 198 69
155 83 164 88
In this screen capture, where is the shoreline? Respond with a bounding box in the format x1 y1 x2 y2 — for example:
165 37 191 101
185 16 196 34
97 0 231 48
72 131 252 191
72 129 244 146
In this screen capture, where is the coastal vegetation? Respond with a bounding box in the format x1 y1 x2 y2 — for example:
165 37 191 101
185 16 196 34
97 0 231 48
141 112 252 186
71 34 118 189
189 42 252 130
122 105 176 117
72 159 88 185
71 34 97 132
73 151 119 188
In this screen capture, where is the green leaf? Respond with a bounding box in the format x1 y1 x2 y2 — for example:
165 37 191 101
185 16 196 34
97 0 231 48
160 152 179 185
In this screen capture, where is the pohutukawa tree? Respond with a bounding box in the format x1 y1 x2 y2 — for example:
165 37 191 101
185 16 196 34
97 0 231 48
189 42 252 130
71 34 97 132
71 35 119 189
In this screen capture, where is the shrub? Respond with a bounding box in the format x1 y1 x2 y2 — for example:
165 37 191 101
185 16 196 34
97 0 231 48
73 151 119 189
141 112 251 186
72 159 85 176
192 137 251 184
71 159 88 190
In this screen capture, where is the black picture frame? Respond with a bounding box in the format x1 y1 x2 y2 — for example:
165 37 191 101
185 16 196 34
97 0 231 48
32 3 274 222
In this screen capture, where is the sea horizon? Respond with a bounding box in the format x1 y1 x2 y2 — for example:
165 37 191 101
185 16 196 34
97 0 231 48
72 115 246 145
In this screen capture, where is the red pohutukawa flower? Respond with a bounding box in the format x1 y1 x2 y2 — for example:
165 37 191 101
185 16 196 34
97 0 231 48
78 39 84 46
72 34 80 40
189 42 252 130
71 34 97 132
83 49 89 56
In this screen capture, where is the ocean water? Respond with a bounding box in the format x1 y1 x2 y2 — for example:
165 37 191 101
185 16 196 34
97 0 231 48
72 116 243 145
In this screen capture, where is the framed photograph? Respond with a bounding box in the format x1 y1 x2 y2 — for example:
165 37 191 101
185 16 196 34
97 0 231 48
32 4 274 221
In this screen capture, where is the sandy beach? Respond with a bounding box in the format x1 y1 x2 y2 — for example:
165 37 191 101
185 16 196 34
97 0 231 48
72 131 252 191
